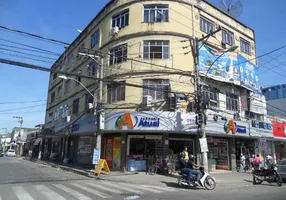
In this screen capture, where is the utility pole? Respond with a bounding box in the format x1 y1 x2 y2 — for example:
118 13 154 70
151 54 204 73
191 28 222 171
13 116 23 156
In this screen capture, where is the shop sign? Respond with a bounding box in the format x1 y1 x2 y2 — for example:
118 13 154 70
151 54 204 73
224 119 247 135
72 115 98 134
250 120 273 137
272 121 286 139
181 112 198 131
105 112 176 131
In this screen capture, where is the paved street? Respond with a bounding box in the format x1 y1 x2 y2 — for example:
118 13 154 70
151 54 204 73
0 157 285 200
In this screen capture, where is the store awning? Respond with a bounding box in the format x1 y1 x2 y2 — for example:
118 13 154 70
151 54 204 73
34 138 41 145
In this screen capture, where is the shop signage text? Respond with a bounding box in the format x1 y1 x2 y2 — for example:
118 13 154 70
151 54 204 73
251 120 272 130
250 120 273 137
224 120 247 134
116 113 160 129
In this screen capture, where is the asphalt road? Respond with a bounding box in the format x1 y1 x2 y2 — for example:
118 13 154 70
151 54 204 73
0 157 285 200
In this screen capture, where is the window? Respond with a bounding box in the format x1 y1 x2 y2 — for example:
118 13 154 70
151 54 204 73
78 43 85 54
57 86 62 98
59 64 64 71
48 112 53 122
88 62 97 77
109 44 128 65
91 30 99 48
52 73 57 81
54 108 60 120
144 5 169 23
75 76 81 86
73 98 79 114
107 81 126 103
200 17 215 34
65 80 71 93
143 40 169 59
51 92 55 103
222 29 234 46
85 92 94 110
203 87 219 107
62 104 69 118
112 10 129 29
240 39 251 55
67 55 73 67
143 79 170 101
226 93 239 111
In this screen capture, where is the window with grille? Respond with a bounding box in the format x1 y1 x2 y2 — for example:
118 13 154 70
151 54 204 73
65 80 70 93
203 87 219 107
88 62 97 77
240 38 251 55
143 5 169 23
142 79 170 101
109 44 128 65
222 29 234 46
85 92 94 110
73 98 79 114
226 93 239 111
57 86 62 98
107 81 126 103
62 104 69 118
143 40 169 59
112 10 129 29
48 112 53 121
200 17 215 34
51 92 55 103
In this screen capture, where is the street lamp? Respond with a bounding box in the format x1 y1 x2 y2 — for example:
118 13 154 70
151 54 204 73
58 75 95 99
202 45 238 84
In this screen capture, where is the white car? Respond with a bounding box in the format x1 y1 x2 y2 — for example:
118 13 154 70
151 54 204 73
5 149 15 157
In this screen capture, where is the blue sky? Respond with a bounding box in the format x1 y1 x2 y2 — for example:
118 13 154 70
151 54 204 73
0 0 285 133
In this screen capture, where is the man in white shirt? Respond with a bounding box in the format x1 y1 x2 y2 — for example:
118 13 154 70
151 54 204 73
240 153 246 172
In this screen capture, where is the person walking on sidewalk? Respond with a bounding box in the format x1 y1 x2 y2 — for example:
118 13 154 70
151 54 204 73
240 153 246 172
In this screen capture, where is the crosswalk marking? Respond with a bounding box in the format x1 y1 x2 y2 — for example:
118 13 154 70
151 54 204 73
71 183 112 199
53 184 92 200
34 185 66 200
117 182 162 193
142 185 177 192
12 186 34 200
86 183 122 194
100 182 143 195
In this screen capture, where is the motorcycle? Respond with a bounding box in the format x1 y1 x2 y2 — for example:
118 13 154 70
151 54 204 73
252 163 283 187
178 167 216 190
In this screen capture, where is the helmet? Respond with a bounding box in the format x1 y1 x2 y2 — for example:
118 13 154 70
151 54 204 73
189 154 195 160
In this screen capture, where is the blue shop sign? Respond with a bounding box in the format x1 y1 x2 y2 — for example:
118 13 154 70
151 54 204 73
251 120 272 130
138 117 160 127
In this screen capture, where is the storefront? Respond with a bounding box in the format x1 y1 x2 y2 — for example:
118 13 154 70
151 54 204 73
204 113 250 171
250 120 274 162
272 121 286 162
104 111 198 172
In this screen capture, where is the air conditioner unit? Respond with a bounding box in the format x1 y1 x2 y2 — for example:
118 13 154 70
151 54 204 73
142 95 152 108
111 26 119 36
66 116 71 122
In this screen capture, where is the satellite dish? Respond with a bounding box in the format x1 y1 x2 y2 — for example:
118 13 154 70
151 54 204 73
219 0 243 18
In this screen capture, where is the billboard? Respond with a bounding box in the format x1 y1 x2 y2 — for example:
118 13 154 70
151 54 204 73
198 42 261 94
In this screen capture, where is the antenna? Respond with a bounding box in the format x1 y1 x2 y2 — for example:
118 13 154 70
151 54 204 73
219 0 243 18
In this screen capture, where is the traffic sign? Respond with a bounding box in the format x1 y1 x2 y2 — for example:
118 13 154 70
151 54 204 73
259 137 267 150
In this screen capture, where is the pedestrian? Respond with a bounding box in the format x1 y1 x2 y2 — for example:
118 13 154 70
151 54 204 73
180 146 189 162
240 153 246 172
253 154 261 169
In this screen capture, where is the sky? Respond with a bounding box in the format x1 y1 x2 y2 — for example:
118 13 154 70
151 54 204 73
0 0 285 133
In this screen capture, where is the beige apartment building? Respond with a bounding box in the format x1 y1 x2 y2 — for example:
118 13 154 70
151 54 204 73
43 0 268 172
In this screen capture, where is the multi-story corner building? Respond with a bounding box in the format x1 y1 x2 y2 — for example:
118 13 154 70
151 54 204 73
43 0 267 171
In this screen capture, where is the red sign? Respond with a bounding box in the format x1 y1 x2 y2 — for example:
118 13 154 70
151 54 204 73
105 138 114 168
272 121 286 138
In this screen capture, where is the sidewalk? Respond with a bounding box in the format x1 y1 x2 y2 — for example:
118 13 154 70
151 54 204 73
23 157 253 186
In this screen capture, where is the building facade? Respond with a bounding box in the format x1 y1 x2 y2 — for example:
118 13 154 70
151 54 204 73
43 0 265 171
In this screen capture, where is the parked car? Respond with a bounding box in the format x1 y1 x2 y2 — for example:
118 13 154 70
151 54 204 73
277 159 286 179
5 149 15 157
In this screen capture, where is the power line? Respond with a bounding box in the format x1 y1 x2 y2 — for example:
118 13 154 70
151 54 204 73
0 51 54 63
0 47 57 61
0 100 46 104
0 109 46 115
0 38 61 56
0 103 46 112
0 43 60 57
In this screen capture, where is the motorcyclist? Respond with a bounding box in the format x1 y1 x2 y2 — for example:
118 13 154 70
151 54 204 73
179 154 201 185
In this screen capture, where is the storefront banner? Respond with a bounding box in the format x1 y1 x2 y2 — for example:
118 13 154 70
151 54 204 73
105 112 177 131
272 121 286 139
105 138 114 168
181 112 198 132
205 116 249 137
72 115 98 134
250 120 273 138
198 42 261 94
113 137 121 169
249 92 267 115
